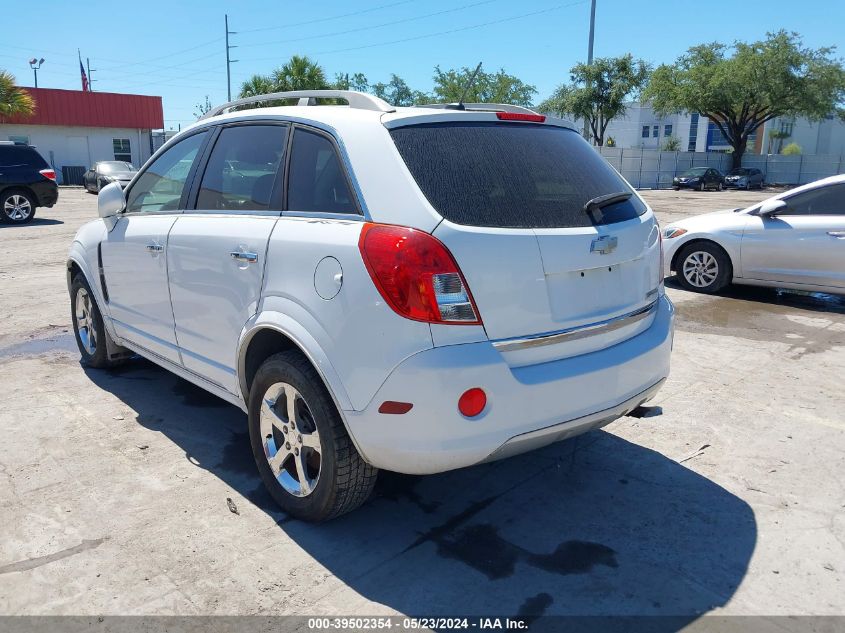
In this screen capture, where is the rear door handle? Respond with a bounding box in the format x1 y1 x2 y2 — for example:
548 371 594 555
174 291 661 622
230 251 258 263
828 231 845 239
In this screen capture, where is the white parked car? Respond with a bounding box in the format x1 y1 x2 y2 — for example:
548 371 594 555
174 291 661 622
663 174 845 294
67 91 674 521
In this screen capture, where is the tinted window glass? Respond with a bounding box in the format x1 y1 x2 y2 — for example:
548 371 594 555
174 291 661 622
390 122 646 228
197 125 287 211
783 184 845 216
126 131 207 214
0 145 48 168
287 129 357 214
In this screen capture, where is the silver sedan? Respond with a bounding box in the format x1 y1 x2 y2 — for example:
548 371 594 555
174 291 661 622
662 174 845 294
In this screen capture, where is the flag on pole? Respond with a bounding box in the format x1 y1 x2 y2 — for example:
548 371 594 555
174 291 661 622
78 50 89 92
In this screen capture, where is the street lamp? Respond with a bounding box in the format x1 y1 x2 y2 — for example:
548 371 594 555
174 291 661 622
29 57 44 88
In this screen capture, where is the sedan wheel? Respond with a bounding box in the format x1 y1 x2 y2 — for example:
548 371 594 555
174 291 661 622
682 251 719 288
698 182 705 192
259 382 322 498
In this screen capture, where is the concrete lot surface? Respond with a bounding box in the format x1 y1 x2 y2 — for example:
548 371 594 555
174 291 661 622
1 188 843 620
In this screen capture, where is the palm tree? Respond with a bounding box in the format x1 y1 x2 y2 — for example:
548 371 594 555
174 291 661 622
0 71 35 118
272 55 328 92
239 74 274 98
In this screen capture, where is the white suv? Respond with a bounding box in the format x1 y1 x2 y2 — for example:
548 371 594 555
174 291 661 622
68 90 674 521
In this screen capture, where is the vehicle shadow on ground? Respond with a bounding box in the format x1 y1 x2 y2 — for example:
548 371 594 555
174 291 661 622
666 276 845 315
0 218 64 228
85 359 756 625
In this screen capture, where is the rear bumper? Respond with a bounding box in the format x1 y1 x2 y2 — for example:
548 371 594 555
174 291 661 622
33 180 59 207
344 295 675 474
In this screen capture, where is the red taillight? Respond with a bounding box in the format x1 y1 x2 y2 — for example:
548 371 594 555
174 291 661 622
358 223 482 325
458 388 487 417
39 168 56 181
496 112 545 123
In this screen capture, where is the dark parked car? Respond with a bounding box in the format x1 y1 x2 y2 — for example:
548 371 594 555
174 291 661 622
673 167 724 191
0 142 58 225
724 167 765 189
82 161 138 193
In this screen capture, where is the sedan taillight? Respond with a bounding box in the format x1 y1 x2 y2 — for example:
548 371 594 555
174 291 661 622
39 168 56 181
358 223 482 325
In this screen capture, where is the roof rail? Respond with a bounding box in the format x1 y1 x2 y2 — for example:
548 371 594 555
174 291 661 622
200 90 395 120
414 103 541 115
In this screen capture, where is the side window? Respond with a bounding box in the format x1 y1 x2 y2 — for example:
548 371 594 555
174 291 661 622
196 125 287 211
125 131 207 214
287 128 357 214
783 184 845 216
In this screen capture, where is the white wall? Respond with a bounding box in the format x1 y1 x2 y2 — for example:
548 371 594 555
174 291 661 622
0 124 153 183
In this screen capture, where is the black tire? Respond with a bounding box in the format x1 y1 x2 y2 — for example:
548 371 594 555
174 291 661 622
248 350 377 522
1 188 37 225
673 186 680 191
675 241 732 294
698 182 705 192
717 182 723 191
70 273 114 368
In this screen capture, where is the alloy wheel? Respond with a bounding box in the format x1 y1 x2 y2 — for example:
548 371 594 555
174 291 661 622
682 251 719 288
259 382 322 497
3 194 32 221
75 288 97 355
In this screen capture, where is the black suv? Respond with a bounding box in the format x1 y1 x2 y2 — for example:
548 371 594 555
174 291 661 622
0 142 59 224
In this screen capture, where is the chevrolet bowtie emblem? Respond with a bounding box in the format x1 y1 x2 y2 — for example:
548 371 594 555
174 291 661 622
590 235 618 255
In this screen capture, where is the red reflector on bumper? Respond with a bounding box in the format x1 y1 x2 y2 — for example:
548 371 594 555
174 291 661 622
378 401 414 415
458 388 487 417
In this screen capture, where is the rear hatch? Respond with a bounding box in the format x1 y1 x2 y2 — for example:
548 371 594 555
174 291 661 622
389 118 661 365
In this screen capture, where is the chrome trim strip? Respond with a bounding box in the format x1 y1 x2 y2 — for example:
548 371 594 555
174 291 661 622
492 300 658 352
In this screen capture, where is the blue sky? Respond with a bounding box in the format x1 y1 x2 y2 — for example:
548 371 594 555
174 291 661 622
3 0 844 129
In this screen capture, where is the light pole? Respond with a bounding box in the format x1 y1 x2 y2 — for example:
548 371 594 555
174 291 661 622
583 0 596 142
29 58 44 88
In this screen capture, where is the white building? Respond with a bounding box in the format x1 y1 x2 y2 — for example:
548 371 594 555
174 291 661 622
0 87 163 184
579 101 845 157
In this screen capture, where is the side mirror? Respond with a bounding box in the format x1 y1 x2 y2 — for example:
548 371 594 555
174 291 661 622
98 181 126 218
759 199 787 217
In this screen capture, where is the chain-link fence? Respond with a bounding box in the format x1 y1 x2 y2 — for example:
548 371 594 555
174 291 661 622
597 147 845 189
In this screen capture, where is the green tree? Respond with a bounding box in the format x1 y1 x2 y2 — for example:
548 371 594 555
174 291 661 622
662 135 681 151
271 55 329 91
431 65 536 106
767 128 790 153
645 31 845 169
239 74 275 98
193 95 212 119
539 55 649 147
782 142 802 155
371 74 429 107
0 71 35 118
333 72 370 92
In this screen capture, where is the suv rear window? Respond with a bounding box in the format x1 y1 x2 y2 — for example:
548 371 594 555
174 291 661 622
0 145 48 169
390 122 645 228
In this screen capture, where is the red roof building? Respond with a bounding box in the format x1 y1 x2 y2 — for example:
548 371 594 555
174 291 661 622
0 88 164 184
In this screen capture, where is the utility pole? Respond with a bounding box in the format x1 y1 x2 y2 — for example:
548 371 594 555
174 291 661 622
225 14 238 102
583 0 596 142
87 57 96 91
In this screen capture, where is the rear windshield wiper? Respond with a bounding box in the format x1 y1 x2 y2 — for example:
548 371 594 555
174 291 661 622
583 191 632 223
